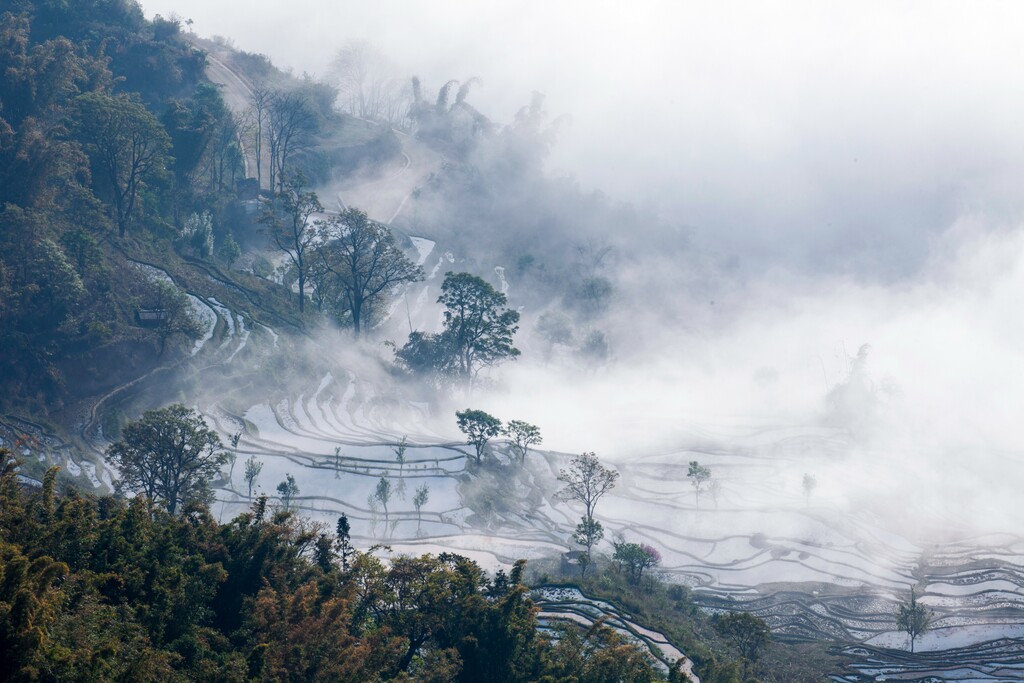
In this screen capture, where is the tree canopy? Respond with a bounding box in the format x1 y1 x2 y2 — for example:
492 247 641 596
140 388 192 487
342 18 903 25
71 91 171 237
396 271 520 386
105 403 227 515
714 612 771 673
312 208 422 336
504 419 542 465
439 271 520 382
455 408 502 464
613 541 662 584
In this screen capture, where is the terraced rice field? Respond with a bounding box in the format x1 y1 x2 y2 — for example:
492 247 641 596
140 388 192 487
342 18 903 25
190 356 1024 681
16 237 1016 680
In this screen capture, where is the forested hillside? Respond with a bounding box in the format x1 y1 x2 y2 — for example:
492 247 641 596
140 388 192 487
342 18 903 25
0 0 372 419
0 0 229 408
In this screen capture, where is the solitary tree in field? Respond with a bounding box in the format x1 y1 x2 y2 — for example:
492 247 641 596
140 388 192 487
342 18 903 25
375 476 393 532
456 409 502 464
106 404 227 515
802 472 817 506
243 455 263 498
504 420 542 465
897 587 933 653
438 271 520 383
688 460 711 507
392 436 409 499
558 452 619 567
394 436 408 474
558 452 619 525
395 272 521 387
277 473 299 510
413 483 429 533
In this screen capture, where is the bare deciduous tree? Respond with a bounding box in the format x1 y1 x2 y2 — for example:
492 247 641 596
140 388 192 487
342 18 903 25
329 40 412 128
558 452 619 524
246 83 272 190
559 452 618 569
267 89 316 193
260 176 323 312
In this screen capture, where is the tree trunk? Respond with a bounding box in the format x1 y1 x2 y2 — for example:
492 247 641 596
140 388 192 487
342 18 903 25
397 635 427 673
114 191 127 237
353 299 362 337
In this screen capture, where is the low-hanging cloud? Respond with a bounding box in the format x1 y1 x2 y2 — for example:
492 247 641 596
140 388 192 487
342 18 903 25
465 215 1024 535
135 0 1024 537
142 0 1024 276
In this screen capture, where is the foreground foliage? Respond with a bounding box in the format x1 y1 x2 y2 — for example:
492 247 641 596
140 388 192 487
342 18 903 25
531 556 840 683
0 448 668 682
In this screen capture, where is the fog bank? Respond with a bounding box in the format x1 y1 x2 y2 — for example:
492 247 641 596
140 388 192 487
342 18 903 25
143 0 1024 276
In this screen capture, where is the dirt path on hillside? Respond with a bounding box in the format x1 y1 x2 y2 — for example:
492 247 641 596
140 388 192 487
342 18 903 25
327 129 443 224
205 52 274 191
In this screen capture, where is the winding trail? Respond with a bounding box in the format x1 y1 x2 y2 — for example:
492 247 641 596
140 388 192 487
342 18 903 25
328 129 442 225
204 51 268 189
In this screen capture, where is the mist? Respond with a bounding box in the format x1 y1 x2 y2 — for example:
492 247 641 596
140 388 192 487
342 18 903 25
474 217 1024 534
136 1 1024 534
144 0 1024 277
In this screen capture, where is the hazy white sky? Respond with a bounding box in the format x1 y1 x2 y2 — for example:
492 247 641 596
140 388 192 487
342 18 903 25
142 0 1024 274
